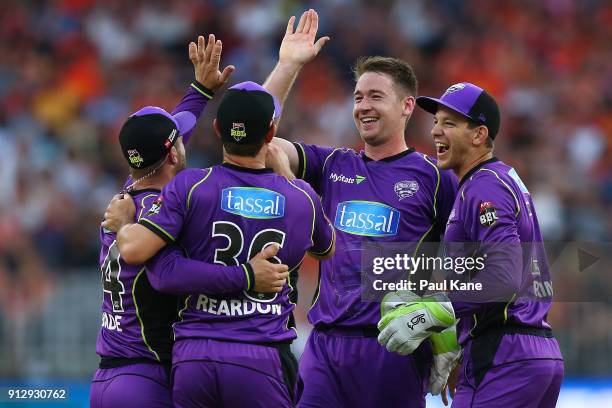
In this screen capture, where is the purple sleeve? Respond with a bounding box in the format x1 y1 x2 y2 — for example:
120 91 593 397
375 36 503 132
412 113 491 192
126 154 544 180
449 175 522 318
293 142 336 194
145 246 253 295
138 169 202 243
297 180 335 256
436 169 458 232
171 82 214 145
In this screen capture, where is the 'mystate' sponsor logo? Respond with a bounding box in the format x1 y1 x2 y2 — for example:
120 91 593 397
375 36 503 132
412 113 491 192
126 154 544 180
221 187 285 219
334 200 400 237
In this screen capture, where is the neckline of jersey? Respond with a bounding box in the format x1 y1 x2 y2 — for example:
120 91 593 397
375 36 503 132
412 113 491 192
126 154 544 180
458 157 500 189
221 162 274 174
362 147 416 163
127 188 161 196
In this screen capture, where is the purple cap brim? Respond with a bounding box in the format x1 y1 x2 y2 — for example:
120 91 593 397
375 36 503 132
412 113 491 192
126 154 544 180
416 96 472 120
229 81 282 119
131 106 196 136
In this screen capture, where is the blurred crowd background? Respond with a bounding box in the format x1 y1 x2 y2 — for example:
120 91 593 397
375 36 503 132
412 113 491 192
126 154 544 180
0 0 611 390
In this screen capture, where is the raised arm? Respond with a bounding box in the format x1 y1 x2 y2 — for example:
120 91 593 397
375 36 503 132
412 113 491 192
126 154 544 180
263 9 329 175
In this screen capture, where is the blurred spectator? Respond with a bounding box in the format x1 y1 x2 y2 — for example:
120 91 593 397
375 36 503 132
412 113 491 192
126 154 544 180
0 0 610 377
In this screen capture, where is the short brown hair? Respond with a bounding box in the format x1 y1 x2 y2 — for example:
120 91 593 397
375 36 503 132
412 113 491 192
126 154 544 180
353 56 418 97
223 139 266 158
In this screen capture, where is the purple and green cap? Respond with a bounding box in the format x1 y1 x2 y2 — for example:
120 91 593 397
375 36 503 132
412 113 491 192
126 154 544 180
416 82 501 138
119 106 196 169
216 81 281 145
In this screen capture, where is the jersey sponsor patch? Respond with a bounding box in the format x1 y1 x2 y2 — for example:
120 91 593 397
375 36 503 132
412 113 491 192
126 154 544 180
478 201 498 227
221 187 285 219
334 200 400 237
147 195 163 216
394 180 419 200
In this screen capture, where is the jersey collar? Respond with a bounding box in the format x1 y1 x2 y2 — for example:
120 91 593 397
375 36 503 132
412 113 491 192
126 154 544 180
221 162 274 174
362 147 415 163
458 157 499 189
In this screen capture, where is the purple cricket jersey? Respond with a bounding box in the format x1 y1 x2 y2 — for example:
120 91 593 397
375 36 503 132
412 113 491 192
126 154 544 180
443 158 556 346
138 163 335 344
96 83 212 364
96 189 179 363
294 143 458 328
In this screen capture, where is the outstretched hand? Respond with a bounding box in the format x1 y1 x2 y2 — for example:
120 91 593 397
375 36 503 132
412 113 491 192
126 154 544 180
279 9 330 67
189 34 235 92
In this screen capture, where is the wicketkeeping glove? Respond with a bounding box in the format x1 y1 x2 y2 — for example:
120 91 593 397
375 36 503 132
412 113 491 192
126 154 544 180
378 292 455 356
428 325 462 396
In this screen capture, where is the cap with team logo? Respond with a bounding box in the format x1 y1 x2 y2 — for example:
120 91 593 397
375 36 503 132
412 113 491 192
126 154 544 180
216 81 281 145
119 106 196 168
416 82 501 138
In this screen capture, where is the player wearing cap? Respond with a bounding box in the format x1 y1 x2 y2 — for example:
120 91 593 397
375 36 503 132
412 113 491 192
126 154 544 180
260 9 458 407
108 81 336 408
90 35 274 408
378 83 564 407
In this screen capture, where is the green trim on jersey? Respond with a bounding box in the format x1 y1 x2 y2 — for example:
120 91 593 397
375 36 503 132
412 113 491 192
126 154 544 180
187 168 214 209
133 268 161 362
138 194 158 220
139 218 175 242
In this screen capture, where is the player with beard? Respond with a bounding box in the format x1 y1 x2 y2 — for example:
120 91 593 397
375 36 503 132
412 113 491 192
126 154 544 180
92 35 289 408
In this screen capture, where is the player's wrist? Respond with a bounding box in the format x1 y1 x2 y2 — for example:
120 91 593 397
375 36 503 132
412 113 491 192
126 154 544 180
241 263 255 291
275 60 304 74
191 81 215 99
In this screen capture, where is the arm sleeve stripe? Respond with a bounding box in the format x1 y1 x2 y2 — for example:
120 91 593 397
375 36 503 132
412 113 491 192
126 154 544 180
421 154 441 220
138 218 175 243
190 81 214 99
308 222 335 256
287 180 316 244
321 148 343 174
293 142 307 180
476 168 521 217
187 168 214 210
241 263 254 291
138 194 158 220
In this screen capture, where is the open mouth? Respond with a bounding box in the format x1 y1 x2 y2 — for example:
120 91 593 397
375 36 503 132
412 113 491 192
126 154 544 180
436 142 449 155
360 116 378 125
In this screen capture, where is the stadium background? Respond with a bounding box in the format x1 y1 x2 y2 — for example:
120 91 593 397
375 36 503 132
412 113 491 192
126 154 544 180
0 0 610 406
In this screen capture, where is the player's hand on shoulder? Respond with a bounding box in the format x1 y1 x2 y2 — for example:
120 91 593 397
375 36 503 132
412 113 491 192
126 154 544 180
279 9 330 67
248 244 289 293
190 34 235 92
266 143 295 179
102 193 136 232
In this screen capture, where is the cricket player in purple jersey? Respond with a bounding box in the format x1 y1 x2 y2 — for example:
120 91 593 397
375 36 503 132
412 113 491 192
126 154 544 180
261 9 458 407
108 81 336 408
91 35 247 408
378 83 564 407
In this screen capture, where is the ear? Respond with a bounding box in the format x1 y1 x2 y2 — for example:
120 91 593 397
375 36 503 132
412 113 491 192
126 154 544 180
213 118 222 140
472 125 489 147
402 95 415 118
168 146 178 165
264 122 277 143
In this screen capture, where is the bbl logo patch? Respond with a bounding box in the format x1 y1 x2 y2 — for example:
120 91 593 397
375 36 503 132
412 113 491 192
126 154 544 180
147 195 163 216
164 129 178 149
479 201 498 227
442 83 466 97
230 122 247 142
127 149 144 167
394 180 419 200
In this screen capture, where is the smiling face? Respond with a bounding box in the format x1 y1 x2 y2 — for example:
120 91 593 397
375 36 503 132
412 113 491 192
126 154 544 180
431 106 480 172
353 72 413 147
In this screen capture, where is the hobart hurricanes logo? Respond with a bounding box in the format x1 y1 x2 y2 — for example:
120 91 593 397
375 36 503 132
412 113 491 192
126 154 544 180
221 187 285 219
334 200 400 237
